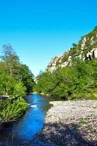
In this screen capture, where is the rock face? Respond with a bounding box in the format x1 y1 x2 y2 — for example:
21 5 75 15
47 26 97 72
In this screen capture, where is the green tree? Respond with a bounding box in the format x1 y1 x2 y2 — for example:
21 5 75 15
1 44 20 78
19 64 34 94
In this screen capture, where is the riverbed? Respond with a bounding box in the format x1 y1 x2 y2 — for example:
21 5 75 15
0 94 57 146
37 100 97 146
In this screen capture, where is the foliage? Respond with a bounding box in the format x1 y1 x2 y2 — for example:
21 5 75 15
13 82 26 97
19 64 34 94
0 98 27 123
51 26 97 68
37 26 97 100
0 44 35 123
78 119 87 125
1 44 20 78
0 44 34 96
35 58 97 100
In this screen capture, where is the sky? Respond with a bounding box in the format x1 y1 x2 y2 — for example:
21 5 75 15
0 0 97 76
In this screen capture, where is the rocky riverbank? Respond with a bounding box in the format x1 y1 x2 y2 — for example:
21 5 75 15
37 100 97 146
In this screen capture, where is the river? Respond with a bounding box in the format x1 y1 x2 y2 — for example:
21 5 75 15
0 94 56 146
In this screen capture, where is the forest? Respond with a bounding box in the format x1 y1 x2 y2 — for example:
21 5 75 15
0 44 34 123
35 58 97 100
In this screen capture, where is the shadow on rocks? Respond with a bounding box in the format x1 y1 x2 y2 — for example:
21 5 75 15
37 122 97 146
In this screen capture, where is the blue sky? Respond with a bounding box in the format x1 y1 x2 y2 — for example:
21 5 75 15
0 0 97 76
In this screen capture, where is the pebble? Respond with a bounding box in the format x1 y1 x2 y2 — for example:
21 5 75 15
37 100 97 146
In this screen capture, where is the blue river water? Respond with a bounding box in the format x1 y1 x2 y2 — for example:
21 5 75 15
0 94 56 146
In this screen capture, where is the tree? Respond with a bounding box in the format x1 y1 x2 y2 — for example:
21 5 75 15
0 44 35 124
1 44 20 78
72 43 77 47
0 44 35 95
19 64 34 94
94 26 97 31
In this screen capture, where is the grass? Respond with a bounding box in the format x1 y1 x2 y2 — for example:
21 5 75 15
78 119 87 125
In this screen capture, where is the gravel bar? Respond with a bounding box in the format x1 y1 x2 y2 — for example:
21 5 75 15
37 100 97 146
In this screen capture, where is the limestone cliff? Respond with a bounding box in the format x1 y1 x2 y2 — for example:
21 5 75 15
47 26 97 72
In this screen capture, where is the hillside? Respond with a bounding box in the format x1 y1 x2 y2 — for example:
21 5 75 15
47 26 97 72
35 26 97 100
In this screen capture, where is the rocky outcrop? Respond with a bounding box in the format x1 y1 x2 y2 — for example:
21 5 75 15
47 55 63 73
47 27 97 72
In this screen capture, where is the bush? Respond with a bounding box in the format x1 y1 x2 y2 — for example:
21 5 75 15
0 98 27 123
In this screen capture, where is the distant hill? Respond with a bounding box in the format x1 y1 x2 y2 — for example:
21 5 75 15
47 26 97 72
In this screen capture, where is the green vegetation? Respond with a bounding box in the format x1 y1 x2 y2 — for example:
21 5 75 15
35 59 97 100
0 98 27 123
78 119 87 125
54 26 97 68
0 44 34 123
35 26 97 100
